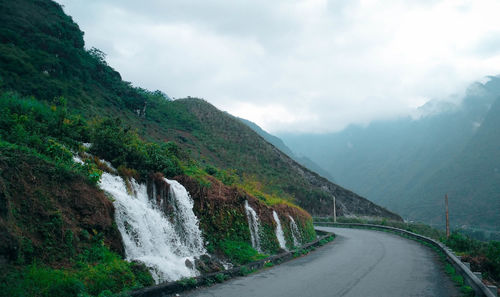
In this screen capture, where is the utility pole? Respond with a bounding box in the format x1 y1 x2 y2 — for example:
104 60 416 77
333 196 337 223
445 194 450 238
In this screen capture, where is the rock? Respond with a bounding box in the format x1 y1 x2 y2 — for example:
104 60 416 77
185 259 194 269
195 254 224 274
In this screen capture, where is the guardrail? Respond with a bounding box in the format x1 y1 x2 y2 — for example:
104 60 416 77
315 222 497 297
131 231 335 297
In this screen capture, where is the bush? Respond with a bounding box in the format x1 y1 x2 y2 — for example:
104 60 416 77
220 240 267 265
0 265 85 297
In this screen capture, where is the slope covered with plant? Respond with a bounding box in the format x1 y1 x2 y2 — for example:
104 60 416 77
0 0 400 221
0 0 401 295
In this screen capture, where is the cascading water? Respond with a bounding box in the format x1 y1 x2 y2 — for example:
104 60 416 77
272 211 287 250
288 215 301 247
99 172 206 283
244 200 261 252
164 178 205 253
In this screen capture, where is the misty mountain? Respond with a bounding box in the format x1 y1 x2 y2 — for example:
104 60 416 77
237 117 336 182
280 77 500 234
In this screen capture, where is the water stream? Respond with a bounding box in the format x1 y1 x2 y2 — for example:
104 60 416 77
244 200 261 252
99 172 205 283
273 211 287 250
288 215 301 247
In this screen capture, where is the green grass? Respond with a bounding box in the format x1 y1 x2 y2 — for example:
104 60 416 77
220 240 268 265
444 263 474 297
0 243 154 297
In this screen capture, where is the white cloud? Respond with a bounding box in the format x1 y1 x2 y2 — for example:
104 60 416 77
57 0 500 133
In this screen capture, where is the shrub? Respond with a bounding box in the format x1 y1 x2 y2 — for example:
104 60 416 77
0 265 85 297
220 240 267 265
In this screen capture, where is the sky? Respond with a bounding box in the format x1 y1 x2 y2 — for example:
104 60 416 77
56 0 500 133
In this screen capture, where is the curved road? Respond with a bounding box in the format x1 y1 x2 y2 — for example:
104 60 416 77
183 227 460 297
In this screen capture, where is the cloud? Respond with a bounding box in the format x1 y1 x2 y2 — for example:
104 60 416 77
56 0 500 133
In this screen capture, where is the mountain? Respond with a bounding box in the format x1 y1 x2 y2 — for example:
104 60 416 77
0 1 403 296
237 117 336 182
280 78 500 235
0 0 399 221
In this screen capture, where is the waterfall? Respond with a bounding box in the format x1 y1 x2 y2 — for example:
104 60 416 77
272 211 287 250
99 172 205 283
288 215 301 247
164 178 205 253
244 200 261 252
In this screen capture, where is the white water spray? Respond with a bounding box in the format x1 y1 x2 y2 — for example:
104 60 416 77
164 178 205 253
244 201 261 252
288 215 301 247
273 211 287 250
99 172 205 283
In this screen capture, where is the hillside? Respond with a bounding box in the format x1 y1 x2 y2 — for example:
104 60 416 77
238 117 337 182
281 77 500 235
407 96 500 232
0 0 402 296
0 0 399 221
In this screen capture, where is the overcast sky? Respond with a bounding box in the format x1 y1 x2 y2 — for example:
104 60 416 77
56 0 500 133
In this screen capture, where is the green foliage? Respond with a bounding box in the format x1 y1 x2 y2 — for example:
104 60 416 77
179 277 197 288
264 261 274 268
215 273 226 283
90 118 183 179
444 232 481 254
239 266 255 276
0 241 153 297
220 240 267 265
0 264 85 297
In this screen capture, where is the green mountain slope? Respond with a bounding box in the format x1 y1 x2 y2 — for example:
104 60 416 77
0 0 399 221
408 96 500 231
281 78 500 234
237 117 337 182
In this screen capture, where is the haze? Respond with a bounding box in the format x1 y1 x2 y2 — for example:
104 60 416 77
56 0 500 133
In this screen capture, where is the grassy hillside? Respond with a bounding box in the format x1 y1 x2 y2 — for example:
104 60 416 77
238 117 337 182
0 0 399 220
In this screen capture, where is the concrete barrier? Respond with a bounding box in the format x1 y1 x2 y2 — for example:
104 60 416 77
315 222 496 297
130 232 335 297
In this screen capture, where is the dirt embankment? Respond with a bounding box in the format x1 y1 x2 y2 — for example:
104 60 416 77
0 149 123 266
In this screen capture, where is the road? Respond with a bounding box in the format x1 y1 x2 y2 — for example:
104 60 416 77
183 227 460 297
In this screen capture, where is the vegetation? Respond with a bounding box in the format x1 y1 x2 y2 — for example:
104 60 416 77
0 237 154 297
0 79 312 295
220 239 268 265
1 0 400 225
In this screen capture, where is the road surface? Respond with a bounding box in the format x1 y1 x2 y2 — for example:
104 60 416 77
183 227 460 297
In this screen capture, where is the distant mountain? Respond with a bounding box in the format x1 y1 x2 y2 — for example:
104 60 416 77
280 77 500 234
237 117 336 182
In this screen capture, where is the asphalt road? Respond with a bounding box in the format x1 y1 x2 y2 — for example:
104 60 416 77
183 227 460 297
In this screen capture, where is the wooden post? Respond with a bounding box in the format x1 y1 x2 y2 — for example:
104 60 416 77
333 196 337 223
445 194 450 238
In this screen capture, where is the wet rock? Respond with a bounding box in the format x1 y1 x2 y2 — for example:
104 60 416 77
185 259 194 269
195 254 224 274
